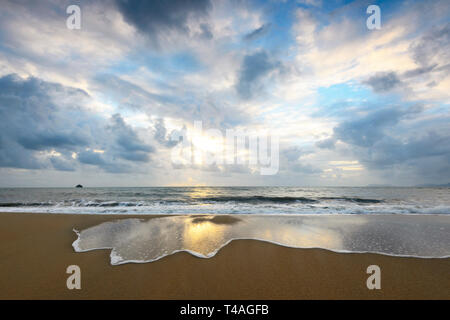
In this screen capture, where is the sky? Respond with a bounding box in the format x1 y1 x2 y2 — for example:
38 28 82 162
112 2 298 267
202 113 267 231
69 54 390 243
0 0 449 187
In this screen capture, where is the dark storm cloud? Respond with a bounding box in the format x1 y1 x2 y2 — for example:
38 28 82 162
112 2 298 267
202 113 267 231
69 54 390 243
114 0 211 40
236 50 279 99
363 72 402 93
0 74 155 172
244 23 271 42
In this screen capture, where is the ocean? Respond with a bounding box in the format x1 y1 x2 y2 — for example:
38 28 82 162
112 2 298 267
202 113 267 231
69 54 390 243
0 186 449 215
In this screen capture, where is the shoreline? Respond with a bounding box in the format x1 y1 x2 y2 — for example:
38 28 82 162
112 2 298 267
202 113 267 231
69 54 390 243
0 212 449 299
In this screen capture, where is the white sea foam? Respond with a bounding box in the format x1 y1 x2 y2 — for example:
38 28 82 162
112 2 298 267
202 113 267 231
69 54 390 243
2 203 450 215
2 187 449 215
72 214 450 265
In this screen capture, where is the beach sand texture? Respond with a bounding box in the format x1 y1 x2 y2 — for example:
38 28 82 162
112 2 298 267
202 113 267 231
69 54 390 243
0 212 449 299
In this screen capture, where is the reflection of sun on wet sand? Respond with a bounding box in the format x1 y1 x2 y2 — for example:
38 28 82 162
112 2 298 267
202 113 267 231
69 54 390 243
0 212 449 299
183 217 226 256
74 214 450 264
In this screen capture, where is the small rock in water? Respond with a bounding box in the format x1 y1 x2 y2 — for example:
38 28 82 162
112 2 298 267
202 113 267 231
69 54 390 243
75 184 83 188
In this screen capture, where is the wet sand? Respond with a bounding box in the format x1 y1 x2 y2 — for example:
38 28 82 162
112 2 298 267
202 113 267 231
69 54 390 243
0 212 449 299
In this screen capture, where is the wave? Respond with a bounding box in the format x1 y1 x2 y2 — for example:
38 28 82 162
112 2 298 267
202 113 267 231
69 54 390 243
83 201 140 207
196 196 383 204
2 197 450 216
0 201 143 208
317 197 383 204
0 196 383 207
0 202 55 207
197 196 318 203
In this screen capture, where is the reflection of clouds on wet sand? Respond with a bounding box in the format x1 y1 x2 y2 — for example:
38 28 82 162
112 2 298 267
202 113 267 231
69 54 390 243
73 215 450 265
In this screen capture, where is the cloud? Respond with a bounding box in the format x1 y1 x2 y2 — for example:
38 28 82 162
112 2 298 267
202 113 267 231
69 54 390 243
286 2 450 103
0 74 155 173
279 146 321 174
96 73 250 128
78 150 106 166
333 106 422 148
114 0 211 44
153 118 180 148
77 149 133 174
410 22 450 68
0 1 449 186
363 72 402 93
297 0 322 7
316 137 336 150
235 50 279 99
0 74 90 169
362 131 450 169
17 133 88 151
361 21 449 95
0 0 135 89
94 73 177 111
403 22 450 93
50 156 76 172
243 23 271 42
199 23 213 40
107 113 154 162
326 104 450 181
403 64 438 78
289 162 322 174
281 146 304 162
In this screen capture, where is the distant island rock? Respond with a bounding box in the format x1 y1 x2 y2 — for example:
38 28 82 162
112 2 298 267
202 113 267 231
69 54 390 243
75 184 83 188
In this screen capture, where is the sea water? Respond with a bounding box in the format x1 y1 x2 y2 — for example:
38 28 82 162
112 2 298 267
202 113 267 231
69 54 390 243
0 186 449 215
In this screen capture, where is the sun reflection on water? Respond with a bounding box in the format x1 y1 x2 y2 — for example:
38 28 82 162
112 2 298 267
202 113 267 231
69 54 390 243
182 217 226 256
73 214 450 265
